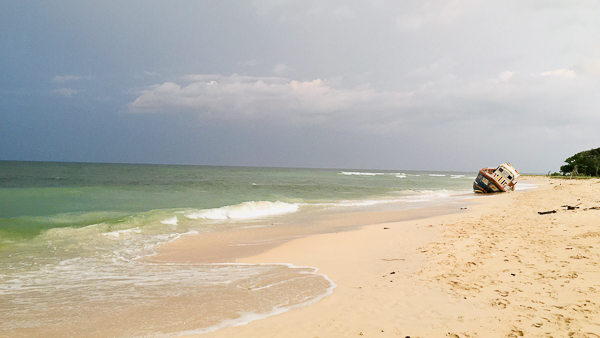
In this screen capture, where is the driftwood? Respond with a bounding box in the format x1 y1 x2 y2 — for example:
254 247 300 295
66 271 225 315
561 202 582 210
538 203 599 214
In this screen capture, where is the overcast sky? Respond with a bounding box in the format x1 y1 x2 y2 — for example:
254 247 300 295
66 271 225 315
2 1 600 173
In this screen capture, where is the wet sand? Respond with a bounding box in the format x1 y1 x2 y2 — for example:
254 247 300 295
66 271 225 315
152 202 470 264
172 177 600 337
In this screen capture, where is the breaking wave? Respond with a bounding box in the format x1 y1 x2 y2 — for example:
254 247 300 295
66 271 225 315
340 172 407 178
184 201 300 220
340 171 385 176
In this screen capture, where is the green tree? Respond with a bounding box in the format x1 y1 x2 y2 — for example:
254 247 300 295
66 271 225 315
560 147 600 176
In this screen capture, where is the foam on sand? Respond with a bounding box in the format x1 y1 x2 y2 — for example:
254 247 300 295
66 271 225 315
163 263 336 337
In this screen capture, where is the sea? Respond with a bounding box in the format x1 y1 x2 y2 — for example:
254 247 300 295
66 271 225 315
0 161 480 337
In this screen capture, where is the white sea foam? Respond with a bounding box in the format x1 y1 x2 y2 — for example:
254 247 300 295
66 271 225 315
340 171 410 178
401 189 467 202
429 174 446 177
184 201 299 220
102 227 142 238
450 175 465 179
340 171 414 179
162 263 336 337
327 199 389 208
340 171 385 176
160 216 179 225
0 257 335 338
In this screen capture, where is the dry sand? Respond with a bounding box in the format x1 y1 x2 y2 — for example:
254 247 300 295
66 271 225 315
179 177 600 338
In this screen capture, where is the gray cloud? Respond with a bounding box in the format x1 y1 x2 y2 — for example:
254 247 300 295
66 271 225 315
128 75 406 127
129 70 600 132
4 0 600 172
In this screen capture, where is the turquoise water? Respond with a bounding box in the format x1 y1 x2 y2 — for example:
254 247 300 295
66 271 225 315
0 161 476 337
0 161 474 240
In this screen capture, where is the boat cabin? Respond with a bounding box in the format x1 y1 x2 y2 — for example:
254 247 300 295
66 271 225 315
473 163 520 193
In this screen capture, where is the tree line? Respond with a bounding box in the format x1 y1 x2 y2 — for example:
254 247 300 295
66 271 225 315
560 147 600 177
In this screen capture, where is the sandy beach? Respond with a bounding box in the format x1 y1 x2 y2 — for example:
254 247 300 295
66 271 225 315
164 177 600 338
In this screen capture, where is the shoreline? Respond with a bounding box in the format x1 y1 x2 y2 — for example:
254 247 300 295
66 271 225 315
151 198 476 264
177 176 600 337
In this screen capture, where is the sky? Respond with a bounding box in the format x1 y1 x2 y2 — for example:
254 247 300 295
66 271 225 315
2 1 600 173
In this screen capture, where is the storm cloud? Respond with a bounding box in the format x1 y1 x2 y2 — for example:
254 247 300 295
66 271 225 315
2 1 600 171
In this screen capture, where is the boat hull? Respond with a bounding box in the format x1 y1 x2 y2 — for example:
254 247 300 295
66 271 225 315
473 168 505 193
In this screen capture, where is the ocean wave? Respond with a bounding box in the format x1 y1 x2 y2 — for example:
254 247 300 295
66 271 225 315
184 201 300 220
160 216 179 225
102 227 143 238
340 171 385 176
340 171 409 178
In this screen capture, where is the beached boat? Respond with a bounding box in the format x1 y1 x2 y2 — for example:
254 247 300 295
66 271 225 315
473 163 520 193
